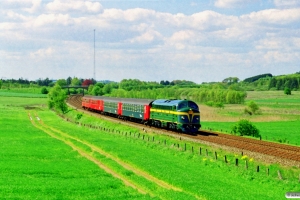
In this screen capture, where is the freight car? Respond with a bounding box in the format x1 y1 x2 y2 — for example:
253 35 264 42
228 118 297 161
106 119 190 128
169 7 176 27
82 95 201 134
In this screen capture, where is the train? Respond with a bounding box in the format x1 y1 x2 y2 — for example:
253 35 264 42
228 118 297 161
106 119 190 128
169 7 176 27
82 96 201 134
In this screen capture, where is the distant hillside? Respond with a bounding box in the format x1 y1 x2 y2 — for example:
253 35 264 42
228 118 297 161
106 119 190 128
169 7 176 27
269 74 300 90
243 73 273 83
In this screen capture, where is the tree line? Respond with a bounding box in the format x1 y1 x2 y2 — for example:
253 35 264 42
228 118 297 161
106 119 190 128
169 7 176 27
268 74 300 90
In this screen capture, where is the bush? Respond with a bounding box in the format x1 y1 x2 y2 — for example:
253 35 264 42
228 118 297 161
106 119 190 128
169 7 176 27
245 101 260 115
284 87 291 95
205 101 224 108
231 119 261 138
41 87 48 94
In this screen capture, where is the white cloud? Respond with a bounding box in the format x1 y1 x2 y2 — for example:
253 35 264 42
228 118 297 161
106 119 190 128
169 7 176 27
274 0 300 8
244 8 300 25
214 0 253 8
24 0 41 13
30 47 54 58
46 0 103 14
129 29 162 44
31 13 74 27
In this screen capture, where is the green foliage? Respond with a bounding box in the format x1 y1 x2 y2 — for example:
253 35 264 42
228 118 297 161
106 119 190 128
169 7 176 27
47 84 68 113
55 79 67 87
205 101 224 108
76 113 83 120
71 77 81 86
284 87 292 95
92 85 103 96
268 74 300 90
40 87 48 94
245 101 260 115
0 80 2 89
222 77 239 85
244 73 273 83
232 119 261 138
102 84 112 94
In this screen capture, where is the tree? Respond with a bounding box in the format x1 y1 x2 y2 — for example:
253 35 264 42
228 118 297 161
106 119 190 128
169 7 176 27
48 84 68 113
103 84 112 94
82 79 93 87
231 119 260 138
0 80 2 89
41 87 48 94
56 79 67 87
66 76 72 85
246 101 260 115
71 77 81 86
284 87 291 95
92 85 103 96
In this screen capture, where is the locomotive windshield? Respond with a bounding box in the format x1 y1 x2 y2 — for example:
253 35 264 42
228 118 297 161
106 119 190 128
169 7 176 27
177 101 199 110
188 101 199 110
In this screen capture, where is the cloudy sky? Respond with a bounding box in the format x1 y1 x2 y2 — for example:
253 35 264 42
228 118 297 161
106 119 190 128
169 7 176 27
1 0 300 83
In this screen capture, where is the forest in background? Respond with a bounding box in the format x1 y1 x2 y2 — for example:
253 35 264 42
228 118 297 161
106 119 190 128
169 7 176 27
1 71 299 105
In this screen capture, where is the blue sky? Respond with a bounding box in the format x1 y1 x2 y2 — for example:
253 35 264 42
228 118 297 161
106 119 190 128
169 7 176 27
1 0 300 83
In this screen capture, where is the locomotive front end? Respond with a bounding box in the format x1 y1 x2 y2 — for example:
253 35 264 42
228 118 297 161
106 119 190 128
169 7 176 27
177 100 201 134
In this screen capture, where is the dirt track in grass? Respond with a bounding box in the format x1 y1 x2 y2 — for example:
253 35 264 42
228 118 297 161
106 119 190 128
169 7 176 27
27 112 204 200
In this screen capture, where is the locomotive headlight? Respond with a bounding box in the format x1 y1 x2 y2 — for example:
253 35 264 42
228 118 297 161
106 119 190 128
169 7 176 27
181 116 185 120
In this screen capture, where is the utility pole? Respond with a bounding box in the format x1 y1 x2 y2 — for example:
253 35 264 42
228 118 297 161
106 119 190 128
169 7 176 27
93 29 96 81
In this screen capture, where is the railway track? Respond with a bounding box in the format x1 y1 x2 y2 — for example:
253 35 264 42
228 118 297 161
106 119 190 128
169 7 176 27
67 94 300 165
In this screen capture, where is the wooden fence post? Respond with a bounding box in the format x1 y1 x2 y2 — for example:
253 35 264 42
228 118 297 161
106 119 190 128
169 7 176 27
245 160 248 170
192 146 194 153
224 155 227 163
184 143 186 151
256 166 260 172
277 170 283 180
206 149 208 156
199 147 202 155
266 168 269 176
215 152 218 160
235 158 238 166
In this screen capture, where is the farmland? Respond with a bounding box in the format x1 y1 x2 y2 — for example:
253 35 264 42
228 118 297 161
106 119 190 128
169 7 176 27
0 91 299 199
201 91 300 146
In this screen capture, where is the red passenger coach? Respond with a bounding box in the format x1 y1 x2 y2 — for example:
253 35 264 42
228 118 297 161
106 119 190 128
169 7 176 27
82 96 154 123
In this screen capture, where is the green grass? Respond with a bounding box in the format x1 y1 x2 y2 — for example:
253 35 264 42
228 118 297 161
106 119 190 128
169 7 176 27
202 121 300 146
0 91 47 98
39 108 300 200
1 93 300 199
0 99 151 199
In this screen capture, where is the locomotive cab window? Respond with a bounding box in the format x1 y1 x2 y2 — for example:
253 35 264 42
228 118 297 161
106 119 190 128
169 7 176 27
188 101 198 110
178 102 188 110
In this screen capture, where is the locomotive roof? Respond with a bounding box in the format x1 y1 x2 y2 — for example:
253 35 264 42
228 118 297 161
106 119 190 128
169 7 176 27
151 99 185 106
83 95 154 105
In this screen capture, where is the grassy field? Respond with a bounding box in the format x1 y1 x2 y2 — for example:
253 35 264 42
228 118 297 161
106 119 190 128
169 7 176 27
1 92 299 199
0 96 150 199
200 91 300 146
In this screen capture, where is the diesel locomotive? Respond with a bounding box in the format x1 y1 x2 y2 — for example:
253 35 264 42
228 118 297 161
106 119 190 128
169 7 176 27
82 96 201 134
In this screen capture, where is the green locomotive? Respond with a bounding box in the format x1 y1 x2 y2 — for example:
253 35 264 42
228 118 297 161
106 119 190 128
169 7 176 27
150 99 201 133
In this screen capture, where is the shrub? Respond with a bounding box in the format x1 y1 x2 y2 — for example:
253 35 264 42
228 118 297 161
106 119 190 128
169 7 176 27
231 119 261 138
41 87 48 94
76 113 83 120
245 101 260 115
284 87 291 95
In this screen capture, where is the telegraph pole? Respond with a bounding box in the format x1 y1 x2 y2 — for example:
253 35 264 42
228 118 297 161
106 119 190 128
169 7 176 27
93 29 96 81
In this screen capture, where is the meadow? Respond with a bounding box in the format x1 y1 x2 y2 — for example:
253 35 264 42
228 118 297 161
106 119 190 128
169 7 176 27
0 96 149 199
200 91 300 146
0 92 299 199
